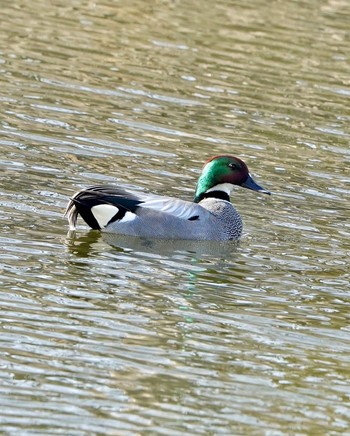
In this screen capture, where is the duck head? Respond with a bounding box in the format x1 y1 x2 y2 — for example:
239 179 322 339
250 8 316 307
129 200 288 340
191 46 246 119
194 155 270 203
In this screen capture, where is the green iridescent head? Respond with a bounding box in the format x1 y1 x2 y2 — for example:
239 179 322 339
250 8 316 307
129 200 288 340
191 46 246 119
194 155 270 203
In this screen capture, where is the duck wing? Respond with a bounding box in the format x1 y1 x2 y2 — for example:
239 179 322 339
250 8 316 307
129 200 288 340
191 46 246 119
65 185 202 230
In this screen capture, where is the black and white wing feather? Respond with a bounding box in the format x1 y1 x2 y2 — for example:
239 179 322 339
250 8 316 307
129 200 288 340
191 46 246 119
65 185 202 231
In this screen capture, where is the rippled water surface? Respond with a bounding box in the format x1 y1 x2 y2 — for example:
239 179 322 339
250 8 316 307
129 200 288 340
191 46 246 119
1 0 350 434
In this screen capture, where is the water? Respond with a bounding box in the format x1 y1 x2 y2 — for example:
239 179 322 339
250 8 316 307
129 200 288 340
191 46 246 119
1 0 350 434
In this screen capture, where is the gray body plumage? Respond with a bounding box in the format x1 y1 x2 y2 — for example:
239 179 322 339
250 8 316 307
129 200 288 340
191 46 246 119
66 188 243 241
105 197 242 240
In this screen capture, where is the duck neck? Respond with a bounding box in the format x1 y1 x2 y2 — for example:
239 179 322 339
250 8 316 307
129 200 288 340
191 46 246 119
194 183 232 203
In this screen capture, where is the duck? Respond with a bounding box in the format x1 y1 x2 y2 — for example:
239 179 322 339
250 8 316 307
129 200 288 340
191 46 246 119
65 155 270 241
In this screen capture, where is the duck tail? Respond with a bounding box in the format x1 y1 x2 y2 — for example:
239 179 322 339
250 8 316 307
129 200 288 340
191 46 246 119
64 189 105 231
64 195 80 231
64 186 130 231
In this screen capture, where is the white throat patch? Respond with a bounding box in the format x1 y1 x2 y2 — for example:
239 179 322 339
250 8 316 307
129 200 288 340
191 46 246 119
205 183 233 196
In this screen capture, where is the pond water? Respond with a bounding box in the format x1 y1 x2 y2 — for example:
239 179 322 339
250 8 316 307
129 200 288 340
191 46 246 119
1 0 350 434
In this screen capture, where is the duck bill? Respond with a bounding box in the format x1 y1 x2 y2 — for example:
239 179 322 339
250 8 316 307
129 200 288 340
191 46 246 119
241 174 271 195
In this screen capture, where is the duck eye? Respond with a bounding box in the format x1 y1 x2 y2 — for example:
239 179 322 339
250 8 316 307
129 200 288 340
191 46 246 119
228 162 239 170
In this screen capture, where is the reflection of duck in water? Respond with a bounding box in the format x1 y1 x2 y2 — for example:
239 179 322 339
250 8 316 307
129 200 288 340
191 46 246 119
65 156 270 241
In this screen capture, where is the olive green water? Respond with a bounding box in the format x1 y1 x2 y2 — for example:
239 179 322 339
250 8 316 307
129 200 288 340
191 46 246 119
1 0 350 434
